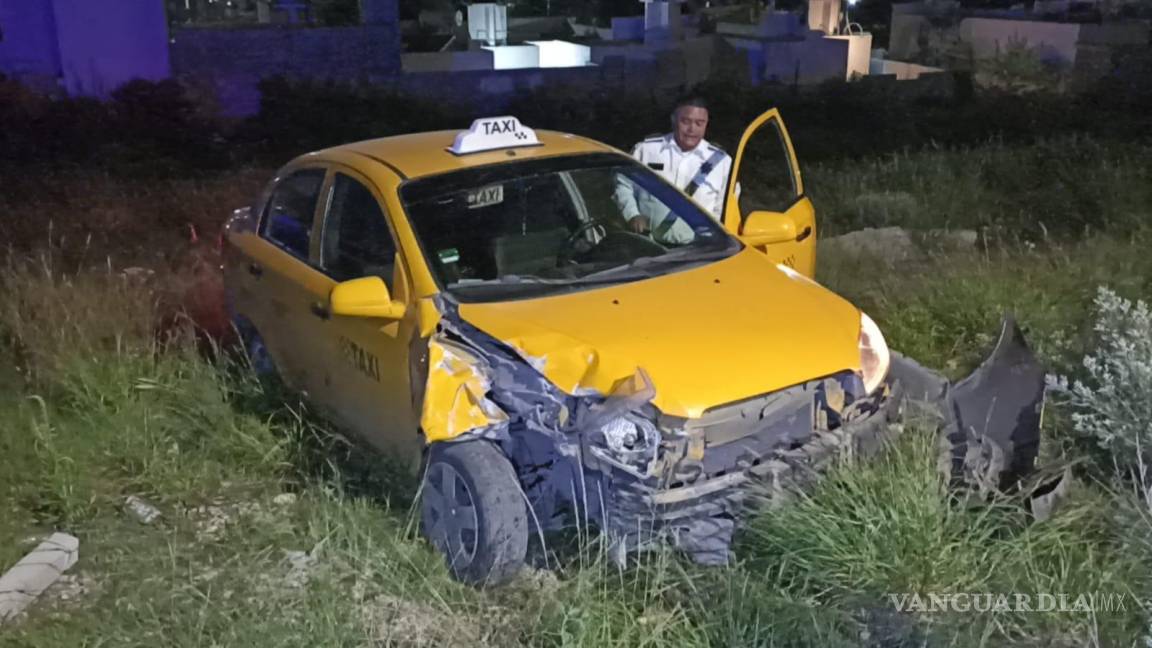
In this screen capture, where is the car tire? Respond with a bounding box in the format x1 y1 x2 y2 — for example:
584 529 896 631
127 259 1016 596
234 318 277 379
420 441 528 587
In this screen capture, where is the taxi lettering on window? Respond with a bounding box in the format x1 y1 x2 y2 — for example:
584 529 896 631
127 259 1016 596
339 336 380 382
467 184 504 209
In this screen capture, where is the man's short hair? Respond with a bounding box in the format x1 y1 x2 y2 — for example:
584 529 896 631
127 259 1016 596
672 95 709 120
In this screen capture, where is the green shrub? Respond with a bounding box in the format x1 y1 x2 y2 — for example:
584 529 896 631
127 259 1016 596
1050 287 1152 473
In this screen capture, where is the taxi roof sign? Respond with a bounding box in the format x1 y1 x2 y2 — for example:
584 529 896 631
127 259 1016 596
448 116 541 156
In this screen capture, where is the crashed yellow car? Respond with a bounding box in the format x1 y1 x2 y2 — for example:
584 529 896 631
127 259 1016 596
222 114 1045 585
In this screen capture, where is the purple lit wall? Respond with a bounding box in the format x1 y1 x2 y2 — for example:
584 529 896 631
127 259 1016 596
53 0 170 96
0 0 170 97
0 0 62 92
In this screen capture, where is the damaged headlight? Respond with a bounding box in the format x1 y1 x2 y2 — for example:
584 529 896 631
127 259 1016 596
590 414 662 476
602 416 656 454
858 311 891 395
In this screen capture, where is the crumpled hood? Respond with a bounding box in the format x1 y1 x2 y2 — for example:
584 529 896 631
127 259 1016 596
457 248 863 419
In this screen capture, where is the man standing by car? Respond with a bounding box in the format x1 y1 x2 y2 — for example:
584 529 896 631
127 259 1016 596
613 96 732 244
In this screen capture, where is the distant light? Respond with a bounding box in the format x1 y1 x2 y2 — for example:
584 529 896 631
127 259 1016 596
847 0 859 5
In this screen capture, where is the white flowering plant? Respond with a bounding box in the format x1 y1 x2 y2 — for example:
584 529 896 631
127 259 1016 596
1046 286 1152 474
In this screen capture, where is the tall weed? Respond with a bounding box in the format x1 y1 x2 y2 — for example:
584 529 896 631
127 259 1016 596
739 430 1146 644
808 136 1152 238
0 252 291 523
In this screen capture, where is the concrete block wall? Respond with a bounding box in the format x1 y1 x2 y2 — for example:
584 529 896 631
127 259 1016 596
171 25 400 79
391 65 608 113
724 33 852 85
170 23 400 115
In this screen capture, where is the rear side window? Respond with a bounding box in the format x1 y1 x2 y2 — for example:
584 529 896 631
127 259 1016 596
320 174 398 289
261 168 326 259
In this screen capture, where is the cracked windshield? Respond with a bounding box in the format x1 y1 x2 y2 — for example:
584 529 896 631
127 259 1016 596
400 154 739 302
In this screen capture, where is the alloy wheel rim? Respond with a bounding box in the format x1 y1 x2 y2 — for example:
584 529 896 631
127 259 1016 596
422 462 479 569
248 337 274 376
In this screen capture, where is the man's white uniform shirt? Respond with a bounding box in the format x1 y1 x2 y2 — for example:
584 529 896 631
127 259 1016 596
613 134 732 245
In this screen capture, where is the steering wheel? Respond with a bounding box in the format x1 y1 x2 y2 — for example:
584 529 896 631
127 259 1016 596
565 219 605 252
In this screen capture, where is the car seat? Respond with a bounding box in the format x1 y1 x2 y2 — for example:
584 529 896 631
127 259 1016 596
491 227 569 277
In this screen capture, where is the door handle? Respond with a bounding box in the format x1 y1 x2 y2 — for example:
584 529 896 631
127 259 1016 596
796 226 813 242
248 263 263 278
310 302 330 320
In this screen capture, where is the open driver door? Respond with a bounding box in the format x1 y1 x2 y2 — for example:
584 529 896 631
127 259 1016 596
721 109 816 278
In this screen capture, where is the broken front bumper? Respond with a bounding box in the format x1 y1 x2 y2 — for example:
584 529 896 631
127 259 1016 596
584 374 905 565
582 317 1046 565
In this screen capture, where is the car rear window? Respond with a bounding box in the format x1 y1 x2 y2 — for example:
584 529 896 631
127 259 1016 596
261 168 326 260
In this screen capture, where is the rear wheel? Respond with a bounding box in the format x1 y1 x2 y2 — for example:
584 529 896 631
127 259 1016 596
420 441 528 586
234 318 277 378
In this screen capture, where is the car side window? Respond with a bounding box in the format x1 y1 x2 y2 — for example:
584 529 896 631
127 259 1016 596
734 120 798 219
320 173 398 289
261 168 326 260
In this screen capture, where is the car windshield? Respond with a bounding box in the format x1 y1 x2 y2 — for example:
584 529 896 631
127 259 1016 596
399 153 740 302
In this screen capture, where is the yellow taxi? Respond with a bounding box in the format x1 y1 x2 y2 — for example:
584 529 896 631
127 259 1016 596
222 113 1044 585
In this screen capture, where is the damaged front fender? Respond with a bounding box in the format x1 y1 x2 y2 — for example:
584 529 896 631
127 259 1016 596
420 337 511 443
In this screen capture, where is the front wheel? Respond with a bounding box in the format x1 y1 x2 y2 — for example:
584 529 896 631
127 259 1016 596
420 441 528 586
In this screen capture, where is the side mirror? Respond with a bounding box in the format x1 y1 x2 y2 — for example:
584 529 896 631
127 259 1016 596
330 276 407 321
225 205 255 235
740 210 798 247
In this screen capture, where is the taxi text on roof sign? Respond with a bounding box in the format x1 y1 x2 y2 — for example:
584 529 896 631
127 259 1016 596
448 116 541 156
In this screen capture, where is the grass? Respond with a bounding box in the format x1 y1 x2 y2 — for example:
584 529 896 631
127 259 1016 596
740 429 1145 645
818 230 1152 380
2 137 1152 646
807 136 1152 239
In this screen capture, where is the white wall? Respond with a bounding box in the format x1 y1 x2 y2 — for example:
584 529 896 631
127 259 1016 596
960 17 1081 65
870 58 943 79
827 32 872 79
887 13 930 59
525 40 592 68
482 45 540 70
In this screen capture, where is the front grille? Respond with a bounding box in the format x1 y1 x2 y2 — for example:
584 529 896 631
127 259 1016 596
678 371 858 478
